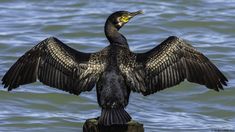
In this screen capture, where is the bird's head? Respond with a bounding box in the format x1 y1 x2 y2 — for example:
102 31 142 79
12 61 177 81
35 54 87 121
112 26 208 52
107 10 143 30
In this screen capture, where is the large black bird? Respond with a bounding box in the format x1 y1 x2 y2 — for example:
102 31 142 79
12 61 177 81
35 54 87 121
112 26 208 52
2 10 228 126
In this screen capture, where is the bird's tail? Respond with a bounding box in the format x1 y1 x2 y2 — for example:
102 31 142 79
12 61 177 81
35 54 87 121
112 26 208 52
98 108 131 126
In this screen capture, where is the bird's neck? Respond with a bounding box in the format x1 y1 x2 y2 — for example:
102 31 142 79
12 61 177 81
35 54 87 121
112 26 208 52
104 20 128 47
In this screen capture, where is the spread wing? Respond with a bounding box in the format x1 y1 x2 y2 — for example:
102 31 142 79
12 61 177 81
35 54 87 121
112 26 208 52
2 37 106 95
130 36 228 96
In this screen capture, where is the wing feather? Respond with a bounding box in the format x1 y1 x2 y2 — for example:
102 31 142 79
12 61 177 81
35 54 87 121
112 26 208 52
2 37 106 95
134 36 228 95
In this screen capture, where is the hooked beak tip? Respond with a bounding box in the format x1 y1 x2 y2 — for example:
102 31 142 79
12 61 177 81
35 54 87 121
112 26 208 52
131 10 144 16
137 10 144 14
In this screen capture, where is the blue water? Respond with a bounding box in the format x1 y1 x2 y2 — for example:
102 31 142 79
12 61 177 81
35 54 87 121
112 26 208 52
0 1 235 132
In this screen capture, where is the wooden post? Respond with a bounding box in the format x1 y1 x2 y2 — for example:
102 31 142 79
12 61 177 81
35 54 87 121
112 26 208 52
83 118 144 132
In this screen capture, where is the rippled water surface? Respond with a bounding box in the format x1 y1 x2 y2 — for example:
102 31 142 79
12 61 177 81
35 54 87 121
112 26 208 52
0 0 235 132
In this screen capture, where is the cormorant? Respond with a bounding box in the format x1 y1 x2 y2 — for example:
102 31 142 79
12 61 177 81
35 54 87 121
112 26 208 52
2 10 228 126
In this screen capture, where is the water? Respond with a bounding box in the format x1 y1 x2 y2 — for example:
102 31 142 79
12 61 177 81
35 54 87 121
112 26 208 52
0 0 235 132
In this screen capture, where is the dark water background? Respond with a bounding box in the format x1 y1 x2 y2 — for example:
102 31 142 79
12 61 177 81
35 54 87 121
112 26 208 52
0 0 235 132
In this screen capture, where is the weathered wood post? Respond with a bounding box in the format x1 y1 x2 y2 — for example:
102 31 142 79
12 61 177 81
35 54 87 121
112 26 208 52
83 118 144 132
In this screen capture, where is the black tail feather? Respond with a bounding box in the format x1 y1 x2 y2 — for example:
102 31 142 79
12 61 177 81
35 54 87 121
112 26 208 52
98 108 131 126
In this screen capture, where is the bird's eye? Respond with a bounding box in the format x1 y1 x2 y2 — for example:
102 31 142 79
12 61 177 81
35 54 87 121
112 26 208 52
120 16 129 23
